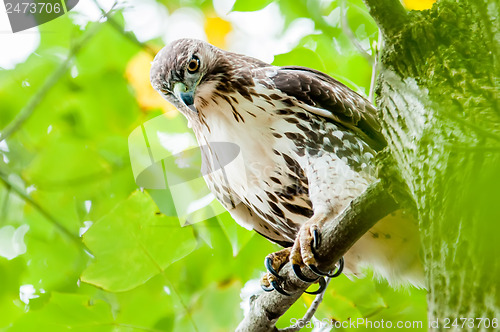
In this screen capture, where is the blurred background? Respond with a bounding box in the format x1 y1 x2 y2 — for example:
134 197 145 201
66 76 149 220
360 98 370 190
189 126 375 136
0 0 429 331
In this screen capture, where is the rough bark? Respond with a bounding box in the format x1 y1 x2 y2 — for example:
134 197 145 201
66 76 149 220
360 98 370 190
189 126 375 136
364 0 500 329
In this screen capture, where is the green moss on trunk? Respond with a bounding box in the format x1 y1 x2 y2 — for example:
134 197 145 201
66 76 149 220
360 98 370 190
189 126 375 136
368 0 499 328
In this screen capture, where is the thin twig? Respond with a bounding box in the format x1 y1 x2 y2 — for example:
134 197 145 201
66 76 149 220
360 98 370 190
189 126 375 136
0 5 117 143
91 0 157 56
0 182 10 226
369 29 382 103
32 163 127 191
0 168 82 246
341 0 374 65
280 277 331 332
160 272 200 332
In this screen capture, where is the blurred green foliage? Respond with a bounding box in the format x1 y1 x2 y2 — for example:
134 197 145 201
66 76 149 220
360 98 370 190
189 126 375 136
0 0 427 331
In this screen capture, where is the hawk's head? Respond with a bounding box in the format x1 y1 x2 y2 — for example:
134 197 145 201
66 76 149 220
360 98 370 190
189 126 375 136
150 39 267 118
150 38 220 116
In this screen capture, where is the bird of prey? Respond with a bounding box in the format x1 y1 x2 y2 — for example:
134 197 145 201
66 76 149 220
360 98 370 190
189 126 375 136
150 39 423 294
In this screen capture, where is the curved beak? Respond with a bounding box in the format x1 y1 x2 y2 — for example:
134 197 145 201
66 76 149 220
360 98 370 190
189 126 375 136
173 82 197 113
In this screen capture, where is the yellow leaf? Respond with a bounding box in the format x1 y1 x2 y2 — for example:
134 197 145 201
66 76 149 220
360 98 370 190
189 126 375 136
205 16 232 50
402 0 436 10
126 51 178 117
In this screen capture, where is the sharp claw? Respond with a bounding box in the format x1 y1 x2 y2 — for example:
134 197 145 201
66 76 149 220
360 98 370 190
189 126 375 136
271 280 291 296
264 256 281 279
312 228 320 250
261 284 274 292
308 257 345 278
330 257 344 278
308 264 329 277
305 277 327 295
292 264 318 282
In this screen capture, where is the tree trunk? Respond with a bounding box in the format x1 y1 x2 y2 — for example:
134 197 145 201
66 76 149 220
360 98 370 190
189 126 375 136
365 0 500 329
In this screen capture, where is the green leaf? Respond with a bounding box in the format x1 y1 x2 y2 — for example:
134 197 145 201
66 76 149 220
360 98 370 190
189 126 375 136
8 292 114 332
273 47 326 72
372 281 427 329
25 138 109 188
217 212 254 256
21 232 86 292
0 257 25 328
324 273 386 318
81 191 197 292
112 275 177 332
315 272 427 331
231 0 274 12
190 281 243 330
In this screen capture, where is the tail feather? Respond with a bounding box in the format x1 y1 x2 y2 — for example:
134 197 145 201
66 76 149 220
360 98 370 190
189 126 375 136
343 210 425 289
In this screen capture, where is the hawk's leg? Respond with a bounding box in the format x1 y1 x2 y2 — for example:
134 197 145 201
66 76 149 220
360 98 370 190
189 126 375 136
291 212 344 280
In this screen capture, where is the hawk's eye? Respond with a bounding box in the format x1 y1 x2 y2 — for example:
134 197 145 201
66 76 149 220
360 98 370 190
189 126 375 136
187 57 200 73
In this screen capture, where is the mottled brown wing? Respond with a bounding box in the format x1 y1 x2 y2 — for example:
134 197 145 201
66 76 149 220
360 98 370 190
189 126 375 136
271 66 386 151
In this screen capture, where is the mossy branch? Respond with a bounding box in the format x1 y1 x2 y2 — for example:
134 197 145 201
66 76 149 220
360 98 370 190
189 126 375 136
362 0 409 37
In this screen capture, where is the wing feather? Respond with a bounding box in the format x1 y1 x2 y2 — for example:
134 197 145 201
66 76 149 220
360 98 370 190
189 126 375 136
270 66 386 151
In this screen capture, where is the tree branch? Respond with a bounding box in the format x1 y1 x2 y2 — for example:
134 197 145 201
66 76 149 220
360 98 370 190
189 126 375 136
236 179 400 332
91 0 157 57
341 0 374 65
0 167 82 246
362 0 409 37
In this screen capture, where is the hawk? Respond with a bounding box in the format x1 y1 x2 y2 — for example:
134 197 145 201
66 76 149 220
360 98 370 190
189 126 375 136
150 39 423 294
